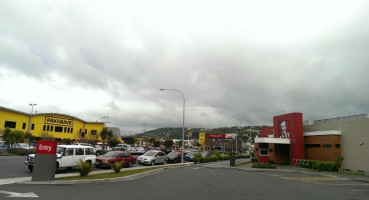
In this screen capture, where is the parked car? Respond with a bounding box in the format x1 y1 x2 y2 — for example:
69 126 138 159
0 140 6 148
75 143 99 155
117 144 137 154
184 151 198 161
136 147 146 154
137 150 166 165
14 143 35 150
95 151 136 168
166 151 182 163
24 144 96 171
0 147 8 155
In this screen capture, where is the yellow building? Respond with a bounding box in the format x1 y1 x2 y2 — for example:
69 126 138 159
0 106 104 142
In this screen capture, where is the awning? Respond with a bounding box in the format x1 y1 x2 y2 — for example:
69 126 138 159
254 137 290 144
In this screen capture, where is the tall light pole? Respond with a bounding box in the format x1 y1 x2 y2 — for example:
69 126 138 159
102 116 109 127
160 88 185 163
28 104 37 149
28 104 37 134
142 123 147 133
235 120 242 155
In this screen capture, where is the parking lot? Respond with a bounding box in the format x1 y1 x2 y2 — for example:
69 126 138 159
0 152 188 182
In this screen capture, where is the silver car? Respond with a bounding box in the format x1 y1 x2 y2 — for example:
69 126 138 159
137 150 166 165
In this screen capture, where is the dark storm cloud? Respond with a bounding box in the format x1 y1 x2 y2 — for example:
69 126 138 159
1 1 369 134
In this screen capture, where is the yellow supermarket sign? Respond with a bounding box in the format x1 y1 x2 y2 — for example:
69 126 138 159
45 116 74 127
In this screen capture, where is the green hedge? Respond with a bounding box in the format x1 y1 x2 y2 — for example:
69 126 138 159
192 154 250 164
297 159 339 172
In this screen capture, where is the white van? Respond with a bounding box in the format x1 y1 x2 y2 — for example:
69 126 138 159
25 145 96 171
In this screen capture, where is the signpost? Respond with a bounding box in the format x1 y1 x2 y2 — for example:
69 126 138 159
32 141 58 181
199 132 205 150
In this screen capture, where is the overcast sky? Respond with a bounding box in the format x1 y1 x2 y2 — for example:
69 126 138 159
1 0 369 135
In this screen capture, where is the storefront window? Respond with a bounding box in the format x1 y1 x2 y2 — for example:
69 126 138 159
4 121 16 128
259 149 269 156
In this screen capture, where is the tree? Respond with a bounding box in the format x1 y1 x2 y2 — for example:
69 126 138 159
3 128 25 154
149 137 156 146
100 127 113 151
122 136 136 146
87 132 100 146
176 140 183 148
40 131 54 141
108 138 120 148
153 140 161 147
164 139 174 148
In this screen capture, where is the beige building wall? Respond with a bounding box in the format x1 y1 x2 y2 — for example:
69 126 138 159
304 118 369 172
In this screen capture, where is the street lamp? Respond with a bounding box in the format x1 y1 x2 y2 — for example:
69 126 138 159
28 104 37 134
28 104 37 150
235 120 242 155
160 88 185 163
102 116 109 127
142 123 147 133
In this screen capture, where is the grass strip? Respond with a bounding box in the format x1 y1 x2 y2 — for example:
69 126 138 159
338 171 368 177
56 164 187 181
235 161 253 167
56 167 162 181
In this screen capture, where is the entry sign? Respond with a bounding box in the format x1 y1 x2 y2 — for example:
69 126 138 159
32 141 58 181
36 141 57 154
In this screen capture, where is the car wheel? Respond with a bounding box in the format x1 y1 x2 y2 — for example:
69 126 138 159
28 165 33 171
151 161 155 166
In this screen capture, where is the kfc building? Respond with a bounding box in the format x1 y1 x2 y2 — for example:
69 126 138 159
255 112 369 172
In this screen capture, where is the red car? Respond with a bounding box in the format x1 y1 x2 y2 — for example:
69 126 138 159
95 151 136 168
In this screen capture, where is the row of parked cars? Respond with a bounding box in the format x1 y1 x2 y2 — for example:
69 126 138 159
24 143 205 171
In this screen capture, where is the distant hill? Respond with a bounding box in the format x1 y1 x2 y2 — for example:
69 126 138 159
135 125 267 142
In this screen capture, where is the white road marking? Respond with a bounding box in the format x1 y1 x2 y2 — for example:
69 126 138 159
0 190 39 198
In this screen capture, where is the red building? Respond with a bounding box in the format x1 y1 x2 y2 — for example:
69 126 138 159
254 113 305 164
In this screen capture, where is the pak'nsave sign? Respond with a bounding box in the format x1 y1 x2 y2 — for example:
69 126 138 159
45 116 74 127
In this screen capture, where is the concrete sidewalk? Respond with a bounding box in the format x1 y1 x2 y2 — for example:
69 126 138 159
235 160 369 183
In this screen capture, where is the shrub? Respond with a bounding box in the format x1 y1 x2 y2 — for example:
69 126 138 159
251 157 258 163
77 159 92 177
111 161 124 173
235 154 251 159
13 148 36 156
297 159 339 172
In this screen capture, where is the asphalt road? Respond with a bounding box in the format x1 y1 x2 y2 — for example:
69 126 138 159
0 165 368 200
0 156 31 179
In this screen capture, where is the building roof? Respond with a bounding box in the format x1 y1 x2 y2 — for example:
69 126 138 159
304 114 368 125
0 106 103 124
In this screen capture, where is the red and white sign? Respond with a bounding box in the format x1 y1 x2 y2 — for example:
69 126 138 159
207 134 226 139
36 141 57 155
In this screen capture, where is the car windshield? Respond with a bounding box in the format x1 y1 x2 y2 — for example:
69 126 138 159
168 152 178 156
20 143 31 148
144 151 157 156
104 151 118 158
57 147 66 154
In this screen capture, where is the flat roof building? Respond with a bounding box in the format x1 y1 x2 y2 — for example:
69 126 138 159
255 112 368 172
0 106 105 142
